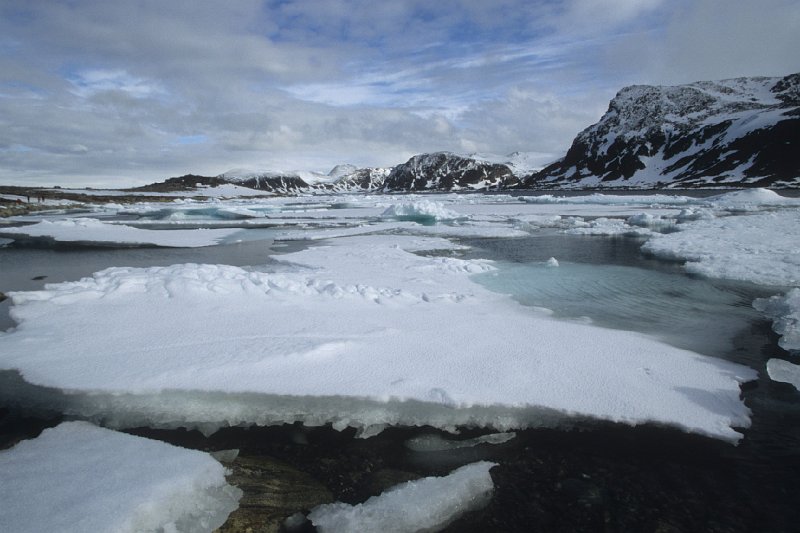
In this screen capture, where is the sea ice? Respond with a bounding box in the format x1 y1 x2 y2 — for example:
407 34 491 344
0 421 241 533
0 234 757 442
754 289 800 353
381 200 461 221
642 210 800 287
704 188 800 210
766 359 800 391
520 193 694 206
565 217 654 237
405 432 516 452
0 217 239 247
307 461 496 533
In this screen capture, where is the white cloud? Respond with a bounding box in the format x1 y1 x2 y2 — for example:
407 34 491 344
69 69 166 99
0 0 797 186
653 0 800 83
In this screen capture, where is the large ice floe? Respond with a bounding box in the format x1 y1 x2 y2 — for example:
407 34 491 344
0 421 241 532
306 461 496 533
0 217 239 247
642 210 800 287
0 232 757 442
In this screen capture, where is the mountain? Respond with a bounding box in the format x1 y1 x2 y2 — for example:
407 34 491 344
217 169 313 194
217 166 391 194
525 73 800 189
468 151 553 176
326 167 391 192
383 152 520 191
211 153 519 194
138 73 798 194
129 174 227 192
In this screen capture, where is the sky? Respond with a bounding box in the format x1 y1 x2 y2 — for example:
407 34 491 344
1 0 798 187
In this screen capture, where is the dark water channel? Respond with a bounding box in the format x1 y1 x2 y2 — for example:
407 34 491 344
1 232 799 532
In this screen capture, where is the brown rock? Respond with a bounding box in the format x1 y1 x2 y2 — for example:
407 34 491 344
216 454 333 533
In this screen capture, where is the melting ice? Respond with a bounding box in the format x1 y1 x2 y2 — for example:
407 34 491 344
1 188 799 531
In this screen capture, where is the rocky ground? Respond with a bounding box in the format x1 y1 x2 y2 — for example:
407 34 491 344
0 185 200 217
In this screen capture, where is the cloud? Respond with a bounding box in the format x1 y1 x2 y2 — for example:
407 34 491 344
607 0 800 85
655 0 800 83
0 0 798 186
68 69 167 99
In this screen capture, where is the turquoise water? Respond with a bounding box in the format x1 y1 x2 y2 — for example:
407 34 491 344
461 234 777 362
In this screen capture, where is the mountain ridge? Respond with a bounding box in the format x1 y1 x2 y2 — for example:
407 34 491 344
137 72 799 194
524 72 800 189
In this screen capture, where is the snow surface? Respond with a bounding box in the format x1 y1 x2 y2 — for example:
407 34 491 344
0 218 239 247
0 234 756 442
704 188 800 210
191 183 274 198
565 217 654 237
307 461 496 533
0 421 241 533
642 210 800 286
521 193 695 206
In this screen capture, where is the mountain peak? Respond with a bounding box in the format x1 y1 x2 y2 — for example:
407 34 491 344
527 72 800 189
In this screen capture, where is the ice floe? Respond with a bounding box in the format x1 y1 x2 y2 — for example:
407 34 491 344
0 218 239 247
0 421 240 533
766 359 800 391
405 432 516 452
306 461 496 533
754 289 800 354
704 188 800 210
0 234 757 442
381 200 462 221
565 217 654 237
642 210 800 287
520 193 694 206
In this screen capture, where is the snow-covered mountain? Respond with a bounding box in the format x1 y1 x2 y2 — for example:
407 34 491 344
215 166 391 194
383 152 520 191
219 170 312 194
468 151 554 176
214 153 519 194
139 73 798 194
526 73 800 189
326 167 391 192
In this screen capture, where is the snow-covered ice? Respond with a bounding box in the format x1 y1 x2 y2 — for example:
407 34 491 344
0 421 240 533
566 217 654 237
642 210 800 287
703 188 800 210
0 233 757 442
381 200 462 221
307 461 496 533
0 218 239 247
